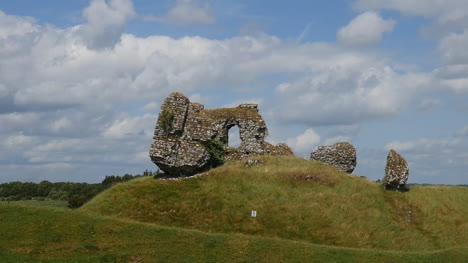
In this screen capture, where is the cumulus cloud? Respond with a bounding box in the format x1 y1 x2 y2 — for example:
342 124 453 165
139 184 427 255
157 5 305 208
286 129 321 157
354 0 467 17
435 30 468 93
274 63 434 126
0 2 450 182
353 0 468 36
77 0 135 49
439 30 468 65
338 12 396 46
155 0 215 25
0 10 37 39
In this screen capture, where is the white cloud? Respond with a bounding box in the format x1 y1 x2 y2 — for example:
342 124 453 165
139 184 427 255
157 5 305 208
102 114 155 139
3 12 428 120
384 138 463 153
439 29 468 65
353 0 468 35
77 0 135 49
140 102 159 112
338 12 396 46
2 135 39 150
0 112 39 133
436 29 468 93
158 0 215 25
455 126 468 136
0 11 37 39
416 98 441 112
49 117 73 133
286 129 321 157
352 1 468 95
434 64 468 80
274 64 434 125
354 0 468 17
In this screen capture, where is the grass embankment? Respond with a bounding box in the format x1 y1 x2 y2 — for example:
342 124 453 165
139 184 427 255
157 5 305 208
1 203 467 262
82 155 468 251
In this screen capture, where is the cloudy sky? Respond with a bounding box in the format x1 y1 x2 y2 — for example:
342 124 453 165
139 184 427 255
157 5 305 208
0 0 467 184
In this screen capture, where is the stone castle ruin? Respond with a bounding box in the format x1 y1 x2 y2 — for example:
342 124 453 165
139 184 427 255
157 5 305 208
149 92 293 176
150 92 410 191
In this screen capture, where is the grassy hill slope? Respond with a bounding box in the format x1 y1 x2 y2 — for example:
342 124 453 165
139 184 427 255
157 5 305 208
1 203 467 263
82 155 468 251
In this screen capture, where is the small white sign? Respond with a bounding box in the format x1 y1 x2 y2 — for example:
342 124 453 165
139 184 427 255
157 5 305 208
251 210 257 217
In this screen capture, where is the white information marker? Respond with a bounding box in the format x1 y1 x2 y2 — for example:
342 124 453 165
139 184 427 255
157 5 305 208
251 210 257 217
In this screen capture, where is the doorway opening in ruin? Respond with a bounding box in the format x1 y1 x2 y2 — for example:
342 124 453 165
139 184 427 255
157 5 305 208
227 125 241 148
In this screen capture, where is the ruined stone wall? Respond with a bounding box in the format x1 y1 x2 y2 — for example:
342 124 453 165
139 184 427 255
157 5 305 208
149 92 292 176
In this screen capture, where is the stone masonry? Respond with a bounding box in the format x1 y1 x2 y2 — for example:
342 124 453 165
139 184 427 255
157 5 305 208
310 142 357 173
383 149 409 191
149 92 293 176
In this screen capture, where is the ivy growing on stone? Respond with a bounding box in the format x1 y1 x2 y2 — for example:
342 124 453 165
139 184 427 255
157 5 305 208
206 139 225 168
159 108 174 133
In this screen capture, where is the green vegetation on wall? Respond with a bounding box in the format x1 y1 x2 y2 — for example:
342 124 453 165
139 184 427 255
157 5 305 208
159 108 174 133
205 139 225 168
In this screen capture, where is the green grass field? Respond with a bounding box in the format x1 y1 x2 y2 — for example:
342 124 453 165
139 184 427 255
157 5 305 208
0 199 69 209
1 155 467 262
82 156 468 251
1 203 467 262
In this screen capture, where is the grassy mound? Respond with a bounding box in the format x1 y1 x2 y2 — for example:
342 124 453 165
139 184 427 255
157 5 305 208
1 203 468 262
82 155 468 251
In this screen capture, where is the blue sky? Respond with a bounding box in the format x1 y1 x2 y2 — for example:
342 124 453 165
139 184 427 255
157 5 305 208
0 0 467 184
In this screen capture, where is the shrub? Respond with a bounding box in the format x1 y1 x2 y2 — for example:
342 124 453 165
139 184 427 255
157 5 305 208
68 194 89 209
159 108 174 133
206 139 225 168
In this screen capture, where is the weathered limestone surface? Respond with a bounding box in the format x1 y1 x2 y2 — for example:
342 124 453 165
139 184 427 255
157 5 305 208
383 149 409 191
310 142 357 173
150 92 293 176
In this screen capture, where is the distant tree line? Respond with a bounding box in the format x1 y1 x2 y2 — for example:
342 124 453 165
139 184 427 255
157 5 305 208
0 169 161 208
407 183 468 187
